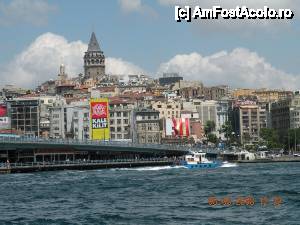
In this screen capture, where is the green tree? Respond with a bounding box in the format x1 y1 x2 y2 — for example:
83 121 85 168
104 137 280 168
221 121 235 144
204 120 216 134
287 128 300 151
207 133 218 144
260 128 281 149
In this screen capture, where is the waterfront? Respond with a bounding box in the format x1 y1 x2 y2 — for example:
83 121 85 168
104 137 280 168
0 163 299 224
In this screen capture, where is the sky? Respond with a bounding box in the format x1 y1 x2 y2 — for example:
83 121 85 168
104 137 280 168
0 0 299 90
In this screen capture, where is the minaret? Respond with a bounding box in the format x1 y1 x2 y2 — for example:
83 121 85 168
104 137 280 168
83 32 105 81
58 64 67 81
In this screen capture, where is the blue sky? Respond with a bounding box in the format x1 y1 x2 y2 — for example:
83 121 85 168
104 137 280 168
0 0 299 89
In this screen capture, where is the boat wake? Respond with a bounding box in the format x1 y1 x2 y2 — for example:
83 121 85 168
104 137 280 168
221 162 238 168
113 165 185 171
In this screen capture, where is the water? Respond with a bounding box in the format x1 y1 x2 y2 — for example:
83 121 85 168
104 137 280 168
0 163 299 225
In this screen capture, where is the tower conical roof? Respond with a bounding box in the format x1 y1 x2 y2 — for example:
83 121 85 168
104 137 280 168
87 32 101 52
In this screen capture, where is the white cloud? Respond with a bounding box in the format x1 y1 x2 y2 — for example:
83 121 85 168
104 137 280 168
158 0 299 32
0 0 57 26
1 32 298 90
157 48 299 90
106 58 145 75
118 0 158 17
119 0 143 13
0 33 147 88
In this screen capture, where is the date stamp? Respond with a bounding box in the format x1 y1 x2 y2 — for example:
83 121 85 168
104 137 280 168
208 196 282 207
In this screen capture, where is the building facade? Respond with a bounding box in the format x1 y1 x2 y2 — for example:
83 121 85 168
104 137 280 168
132 109 161 144
49 100 90 140
109 99 135 141
152 100 181 119
8 98 40 136
238 104 267 144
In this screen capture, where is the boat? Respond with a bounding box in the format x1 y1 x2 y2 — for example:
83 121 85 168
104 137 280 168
182 151 221 169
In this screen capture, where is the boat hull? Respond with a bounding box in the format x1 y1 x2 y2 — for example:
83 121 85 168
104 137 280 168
183 162 221 169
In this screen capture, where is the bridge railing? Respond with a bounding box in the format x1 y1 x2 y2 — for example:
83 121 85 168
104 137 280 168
0 136 194 151
0 136 221 153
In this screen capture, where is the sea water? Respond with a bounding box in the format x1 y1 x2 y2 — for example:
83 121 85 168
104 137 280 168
0 163 299 225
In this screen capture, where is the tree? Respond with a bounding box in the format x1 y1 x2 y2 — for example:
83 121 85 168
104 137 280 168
221 121 235 144
204 120 216 134
287 128 300 151
260 128 281 149
207 133 218 144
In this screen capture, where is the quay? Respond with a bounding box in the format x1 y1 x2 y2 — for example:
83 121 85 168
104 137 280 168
238 156 300 163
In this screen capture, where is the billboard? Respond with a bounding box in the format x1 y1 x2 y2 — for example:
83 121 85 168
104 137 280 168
165 118 190 137
0 103 10 130
0 104 7 117
90 98 110 140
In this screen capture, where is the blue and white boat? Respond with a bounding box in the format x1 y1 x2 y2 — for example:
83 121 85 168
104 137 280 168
182 151 221 169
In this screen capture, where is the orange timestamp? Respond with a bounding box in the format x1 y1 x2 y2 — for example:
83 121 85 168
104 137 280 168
208 196 282 207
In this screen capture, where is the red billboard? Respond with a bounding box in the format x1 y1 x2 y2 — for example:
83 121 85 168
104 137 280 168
0 104 7 117
91 102 108 119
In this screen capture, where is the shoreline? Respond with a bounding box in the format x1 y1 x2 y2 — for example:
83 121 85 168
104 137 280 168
238 157 300 163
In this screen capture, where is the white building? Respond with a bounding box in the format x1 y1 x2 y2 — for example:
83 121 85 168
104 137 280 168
50 99 90 140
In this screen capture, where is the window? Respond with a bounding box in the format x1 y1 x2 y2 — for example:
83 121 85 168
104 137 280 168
52 120 59 125
117 119 121 124
123 112 128 117
117 134 122 139
117 127 121 132
124 119 128 124
117 112 121 117
84 113 89 118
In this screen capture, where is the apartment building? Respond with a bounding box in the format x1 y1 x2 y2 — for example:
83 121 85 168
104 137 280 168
109 98 135 141
132 109 160 144
152 100 181 119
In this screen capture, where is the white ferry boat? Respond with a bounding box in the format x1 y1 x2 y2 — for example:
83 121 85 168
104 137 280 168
182 151 221 169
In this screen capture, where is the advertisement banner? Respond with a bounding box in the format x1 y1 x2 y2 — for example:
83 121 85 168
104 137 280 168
0 104 7 117
90 98 110 140
0 104 10 130
165 118 190 137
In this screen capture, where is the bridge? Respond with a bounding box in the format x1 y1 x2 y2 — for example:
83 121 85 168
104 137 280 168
0 136 204 163
0 136 220 173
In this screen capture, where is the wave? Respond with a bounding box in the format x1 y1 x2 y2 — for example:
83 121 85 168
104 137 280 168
220 162 238 168
113 165 185 171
